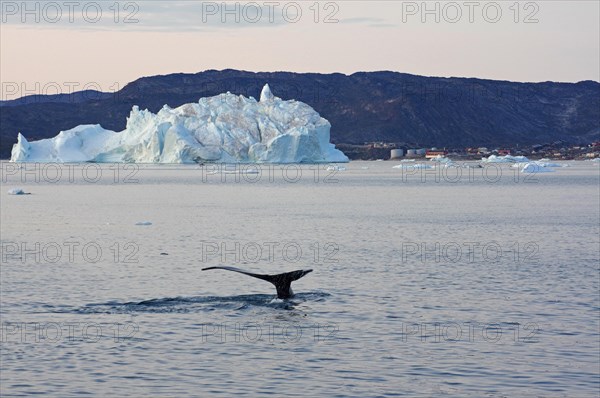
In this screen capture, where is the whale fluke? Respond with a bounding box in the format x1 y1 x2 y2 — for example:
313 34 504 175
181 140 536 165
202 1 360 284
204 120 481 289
201 266 313 299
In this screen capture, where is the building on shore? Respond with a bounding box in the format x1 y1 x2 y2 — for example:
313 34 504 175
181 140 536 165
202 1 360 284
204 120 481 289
390 149 404 159
425 149 448 159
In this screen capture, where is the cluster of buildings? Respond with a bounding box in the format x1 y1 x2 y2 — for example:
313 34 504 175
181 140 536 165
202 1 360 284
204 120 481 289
338 141 600 161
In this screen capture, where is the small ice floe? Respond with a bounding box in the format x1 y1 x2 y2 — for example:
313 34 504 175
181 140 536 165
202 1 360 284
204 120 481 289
429 155 452 163
7 188 30 195
360 166 370 170
392 164 435 170
400 159 415 163
510 162 529 169
521 163 555 173
135 221 153 226
591 158 600 163
513 159 571 172
511 160 562 169
326 164 346 171
481 155 530 163
535 162 562 168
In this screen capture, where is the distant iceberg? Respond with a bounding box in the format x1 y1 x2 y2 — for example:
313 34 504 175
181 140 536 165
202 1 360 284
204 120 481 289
393 163 435 169
326 164 346 171
534 161 562 168
429 155 452 163
520 163 555 173
481 155 530 163
10 84 348 164
510 160 562 169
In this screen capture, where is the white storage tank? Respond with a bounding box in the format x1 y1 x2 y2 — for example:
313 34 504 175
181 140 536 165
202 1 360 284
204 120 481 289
390 149 404 159
406 149 417 156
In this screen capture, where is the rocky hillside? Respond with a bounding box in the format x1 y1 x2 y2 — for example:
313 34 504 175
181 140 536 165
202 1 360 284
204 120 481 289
1 69 598 159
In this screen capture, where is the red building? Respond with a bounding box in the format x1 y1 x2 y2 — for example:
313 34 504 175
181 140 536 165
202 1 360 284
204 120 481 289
425 149 448 159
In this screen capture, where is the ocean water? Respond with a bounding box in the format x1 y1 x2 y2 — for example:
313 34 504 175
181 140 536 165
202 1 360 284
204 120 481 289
1 160 599 397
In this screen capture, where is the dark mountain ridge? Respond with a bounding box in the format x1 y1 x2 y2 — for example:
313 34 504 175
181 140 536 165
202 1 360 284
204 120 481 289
1 69 598 159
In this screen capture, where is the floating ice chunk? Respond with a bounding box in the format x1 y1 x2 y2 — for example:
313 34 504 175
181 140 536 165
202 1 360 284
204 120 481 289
135 221 153 226
536 162 561 168
510 162 529 169
430 155 452 163
464 163 483 169
512 160 562 169
512 156 531 162
393 164 435 169
7 188 30 195
521 163 555 173
482 155 530 163
326 164 346 171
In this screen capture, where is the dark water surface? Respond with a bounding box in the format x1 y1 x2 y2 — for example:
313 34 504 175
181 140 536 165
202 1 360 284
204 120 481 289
1 161 599 397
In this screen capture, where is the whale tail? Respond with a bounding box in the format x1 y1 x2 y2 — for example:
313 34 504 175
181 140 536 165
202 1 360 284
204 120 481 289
201 266 313 299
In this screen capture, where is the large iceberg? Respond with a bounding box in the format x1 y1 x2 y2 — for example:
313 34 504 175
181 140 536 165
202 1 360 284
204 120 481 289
10 85 348 164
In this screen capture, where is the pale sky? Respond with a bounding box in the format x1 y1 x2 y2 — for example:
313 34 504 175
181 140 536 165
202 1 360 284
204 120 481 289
1 1 599 100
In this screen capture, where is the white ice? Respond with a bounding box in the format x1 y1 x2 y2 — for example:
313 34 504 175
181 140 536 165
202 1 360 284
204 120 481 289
481 155 530 163
520 163 556 173
430 155 452 163
10 85 349 164
393 164 435 169
511 160 563 170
